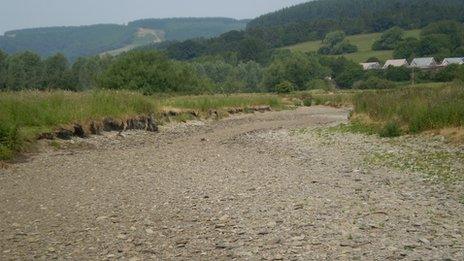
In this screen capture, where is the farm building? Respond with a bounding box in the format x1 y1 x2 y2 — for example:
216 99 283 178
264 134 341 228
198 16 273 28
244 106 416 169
441 57 464 66
410 57 438 69
383 59 408 69
360 62 381 70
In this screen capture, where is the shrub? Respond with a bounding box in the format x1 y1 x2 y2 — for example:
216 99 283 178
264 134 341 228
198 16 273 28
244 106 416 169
275 81 295 93
303 98 312 106
305 79 335 91
379 122 402 137
385 66 411 82
0 123 20 160
353 77 396 90
366 57 380 63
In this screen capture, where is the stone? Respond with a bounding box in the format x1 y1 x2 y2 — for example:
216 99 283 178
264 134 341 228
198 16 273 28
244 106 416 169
56 128 74 140
73 124 89 138
103 118 124 132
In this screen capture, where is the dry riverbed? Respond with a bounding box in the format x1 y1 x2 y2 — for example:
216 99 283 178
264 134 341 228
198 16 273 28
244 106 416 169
1 106 463 260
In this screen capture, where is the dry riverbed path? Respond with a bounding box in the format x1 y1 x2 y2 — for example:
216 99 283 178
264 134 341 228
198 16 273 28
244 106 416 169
1 106 463 260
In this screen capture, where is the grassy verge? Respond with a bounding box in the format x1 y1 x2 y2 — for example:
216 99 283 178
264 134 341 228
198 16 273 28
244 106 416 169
351 82 464 137
0 91 290 160
161 93 286 112
0 90 159 160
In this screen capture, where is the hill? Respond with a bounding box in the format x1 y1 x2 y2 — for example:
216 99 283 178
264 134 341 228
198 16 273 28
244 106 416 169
247 0 464 47
285 30 421 62
0 18 248 61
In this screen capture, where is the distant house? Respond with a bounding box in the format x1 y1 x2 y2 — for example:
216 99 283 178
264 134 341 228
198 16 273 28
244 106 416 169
441 57 464 66
410 57 438 69
383 59 409 69
360 62 381 70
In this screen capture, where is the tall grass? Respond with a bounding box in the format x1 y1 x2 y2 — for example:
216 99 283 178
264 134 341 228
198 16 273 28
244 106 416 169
161 94 285 112
0 91 289 160
353 82 464 134
0 90 159 160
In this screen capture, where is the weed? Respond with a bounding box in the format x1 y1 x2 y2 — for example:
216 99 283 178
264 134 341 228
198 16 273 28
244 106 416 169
379 122 402 137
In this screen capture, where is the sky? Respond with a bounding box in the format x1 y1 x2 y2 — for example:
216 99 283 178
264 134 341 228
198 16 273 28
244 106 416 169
0 0 309 34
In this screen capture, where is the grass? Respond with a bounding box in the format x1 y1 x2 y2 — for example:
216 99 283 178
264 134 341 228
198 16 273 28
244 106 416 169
0 91 290 160
160 93 285 112
285 30 421 63
0 90 159 160
302 90 357 107
352 82 464 136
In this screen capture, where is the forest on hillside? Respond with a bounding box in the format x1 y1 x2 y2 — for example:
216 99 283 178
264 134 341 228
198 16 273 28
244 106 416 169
155 0 464 63
0 18 247 61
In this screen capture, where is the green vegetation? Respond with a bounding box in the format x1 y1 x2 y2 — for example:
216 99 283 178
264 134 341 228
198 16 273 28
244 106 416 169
372 27 405 51
248 0 464 47
318 31 357 55
353 77 396 90
285 30 420 62
0 18 247 61
393 21 464 60
161 93 284 112
352 82 464 135
128 18 249 42
0 91 290 160
365 150 464 182
0 90 159 160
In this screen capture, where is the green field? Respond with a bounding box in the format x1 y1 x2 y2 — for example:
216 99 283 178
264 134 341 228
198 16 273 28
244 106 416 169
285 30 421 63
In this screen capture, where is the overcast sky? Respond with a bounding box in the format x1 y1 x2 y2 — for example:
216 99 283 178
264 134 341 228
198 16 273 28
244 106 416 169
0 0 309 34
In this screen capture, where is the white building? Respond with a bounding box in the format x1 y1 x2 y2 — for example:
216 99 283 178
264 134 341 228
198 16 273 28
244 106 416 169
441 57 464 66
383 59 409 69
410 57 438 69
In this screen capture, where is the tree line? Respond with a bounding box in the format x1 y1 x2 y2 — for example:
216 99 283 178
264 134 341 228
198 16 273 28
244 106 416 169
370 21 464 60
2 46 463 95
156 0 464 63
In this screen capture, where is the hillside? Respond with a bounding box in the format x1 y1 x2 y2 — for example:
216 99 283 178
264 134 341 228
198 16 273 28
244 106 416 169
247 0 464 47
285 30 421 62
0 18 248 61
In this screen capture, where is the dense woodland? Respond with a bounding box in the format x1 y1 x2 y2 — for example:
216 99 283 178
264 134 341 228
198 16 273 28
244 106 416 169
0 18 247 61
1 0 464 94
152 0 464 63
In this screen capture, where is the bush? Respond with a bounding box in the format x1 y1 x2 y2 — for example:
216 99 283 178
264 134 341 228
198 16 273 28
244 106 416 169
353 77 396 90
366 57 380 63
372 27 404 51
275 81 295 93
303 98 312 106
379 122 402 137
305 78 335 91
385 66 411 82
0 123 20 160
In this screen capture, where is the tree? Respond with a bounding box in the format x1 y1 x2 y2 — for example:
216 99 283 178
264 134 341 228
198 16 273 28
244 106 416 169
372 27 404 50
385 66 411 82
0 50 7 90
318 31 357 55
393 37 420 59
421 20 464 49
323 31 346 47
262 52 330 91
98 50 211 94
275 81 295 93
42 53 73 90
4 51 42 90
238 36 268 62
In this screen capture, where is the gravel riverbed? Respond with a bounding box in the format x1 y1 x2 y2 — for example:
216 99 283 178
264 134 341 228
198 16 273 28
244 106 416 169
1 106 463 260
